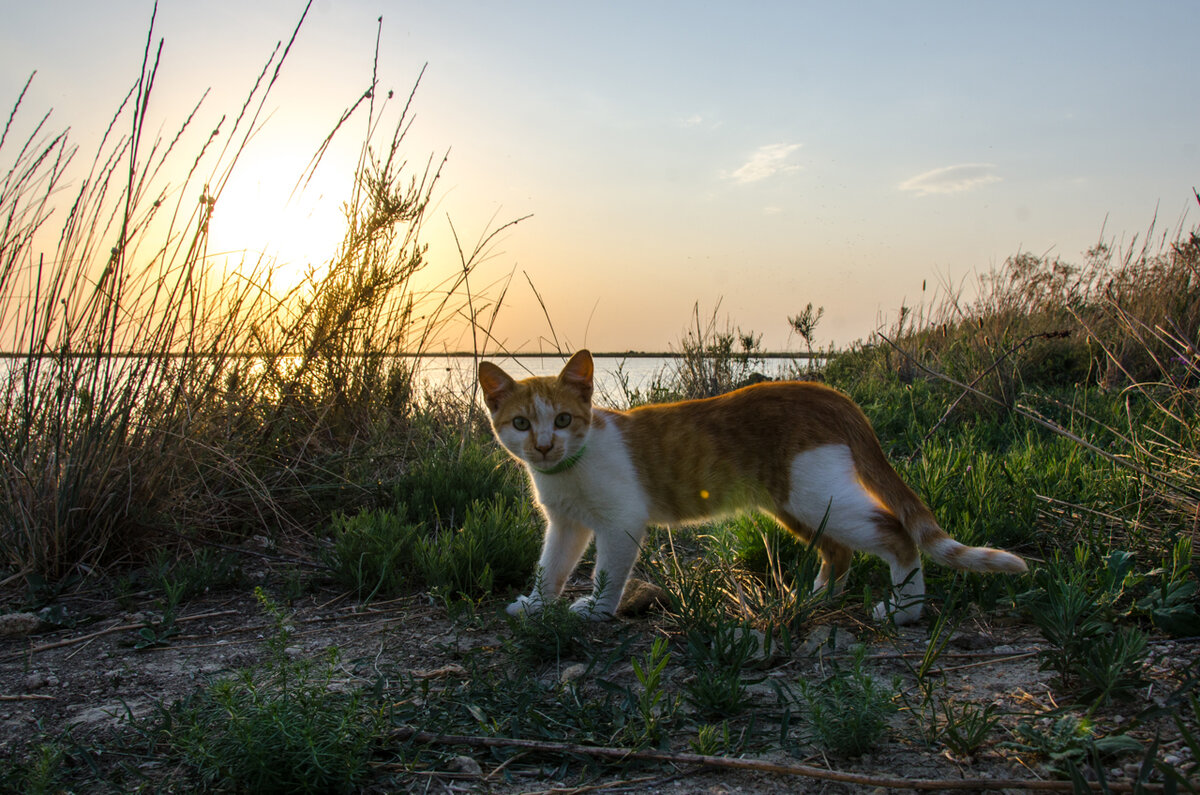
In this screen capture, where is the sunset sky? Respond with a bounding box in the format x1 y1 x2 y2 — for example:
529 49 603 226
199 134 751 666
2 1 1196 352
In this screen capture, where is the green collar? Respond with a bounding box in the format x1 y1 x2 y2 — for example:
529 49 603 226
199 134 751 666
534 445 588 475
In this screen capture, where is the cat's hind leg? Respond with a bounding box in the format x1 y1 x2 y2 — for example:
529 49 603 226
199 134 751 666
784 445 924 624
868 512 924 625
507 516 591 617
773 510 853 595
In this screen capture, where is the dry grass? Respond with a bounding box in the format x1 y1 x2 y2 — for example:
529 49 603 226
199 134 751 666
0 9 511 578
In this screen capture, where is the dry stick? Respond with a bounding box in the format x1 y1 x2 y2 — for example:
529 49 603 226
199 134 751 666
392 728 1153 792
3 609 239 662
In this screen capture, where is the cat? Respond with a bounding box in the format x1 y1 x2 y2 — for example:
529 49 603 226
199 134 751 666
477 350 1027 625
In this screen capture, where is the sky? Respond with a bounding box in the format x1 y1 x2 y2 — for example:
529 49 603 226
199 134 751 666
2 1 1196 353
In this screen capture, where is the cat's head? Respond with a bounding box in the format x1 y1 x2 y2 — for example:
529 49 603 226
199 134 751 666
478 350 594 472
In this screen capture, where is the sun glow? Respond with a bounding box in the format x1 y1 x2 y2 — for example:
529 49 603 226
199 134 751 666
205 153 351 296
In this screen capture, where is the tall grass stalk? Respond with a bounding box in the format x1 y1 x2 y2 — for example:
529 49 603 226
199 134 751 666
0 9 503 578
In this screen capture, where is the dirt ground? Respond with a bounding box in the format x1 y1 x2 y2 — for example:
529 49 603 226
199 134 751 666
1 564 1196 793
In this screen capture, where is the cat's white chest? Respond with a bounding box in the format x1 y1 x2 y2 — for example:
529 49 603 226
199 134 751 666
530 418 648 531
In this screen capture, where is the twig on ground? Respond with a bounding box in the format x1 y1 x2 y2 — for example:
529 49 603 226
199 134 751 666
3 609 239 661
392 727 1160 792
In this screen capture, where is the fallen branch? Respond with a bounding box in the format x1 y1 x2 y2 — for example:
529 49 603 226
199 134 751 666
3 609 240 661
392 727 1158 792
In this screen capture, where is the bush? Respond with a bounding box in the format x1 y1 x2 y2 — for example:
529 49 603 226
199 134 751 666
161 591 385 794
328 439 539 601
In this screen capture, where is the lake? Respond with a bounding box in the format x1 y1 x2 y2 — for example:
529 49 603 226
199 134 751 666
412 353 815 406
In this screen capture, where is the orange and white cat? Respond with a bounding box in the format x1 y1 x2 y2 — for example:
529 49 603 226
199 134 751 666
478 350 1026 625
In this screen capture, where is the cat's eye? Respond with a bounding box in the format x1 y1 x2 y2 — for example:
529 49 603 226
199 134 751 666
554 412 572 429
512 416 531 431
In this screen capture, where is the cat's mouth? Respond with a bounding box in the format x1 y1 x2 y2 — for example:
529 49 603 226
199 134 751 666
532 449 562 465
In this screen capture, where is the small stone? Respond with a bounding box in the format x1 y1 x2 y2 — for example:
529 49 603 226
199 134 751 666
949 632 992 651
23 673 48 691
802 624 855 655
560 663 588 684
0 612 41 636
450 755 482 776
618 579 667 615
993 644 1018 654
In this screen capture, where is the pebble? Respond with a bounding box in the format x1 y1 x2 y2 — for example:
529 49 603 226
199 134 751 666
801 624 856 655
618 579 667 615
560 663 588 684
0 612 41 636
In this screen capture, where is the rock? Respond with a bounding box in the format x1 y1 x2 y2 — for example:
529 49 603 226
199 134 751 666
948 632 992 651
801 624 855 656
619 579 667 615
23 672 48 691
0 612 41 636
560 663 588 684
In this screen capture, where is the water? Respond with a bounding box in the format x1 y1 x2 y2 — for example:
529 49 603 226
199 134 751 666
411 354 663 404
412 353 811 406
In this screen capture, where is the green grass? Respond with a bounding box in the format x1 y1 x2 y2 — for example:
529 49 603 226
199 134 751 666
155 591 386 794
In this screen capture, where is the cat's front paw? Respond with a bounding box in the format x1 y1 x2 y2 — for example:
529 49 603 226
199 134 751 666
506 594 544 617
569 596 615 621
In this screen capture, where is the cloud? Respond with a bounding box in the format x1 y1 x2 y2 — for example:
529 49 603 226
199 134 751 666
898 163 1001 196
726 143 802 184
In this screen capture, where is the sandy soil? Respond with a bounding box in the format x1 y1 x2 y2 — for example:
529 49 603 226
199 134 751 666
1 568 1195 793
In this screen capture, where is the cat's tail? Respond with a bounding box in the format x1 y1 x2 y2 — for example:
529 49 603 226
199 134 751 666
859 446 1027 574
909 514 1028 573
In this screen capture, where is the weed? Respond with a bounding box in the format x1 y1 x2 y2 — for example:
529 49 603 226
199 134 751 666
0 740 67 795
1137 536 1200 637
685 661 753 720
691 725 734 758
1022 547 1149 704
157 589 385 794
797 646 898 757
624 637 678 748
939 701 1002 757
504 598 588 666
327 439 539 602
1004 714 1141 777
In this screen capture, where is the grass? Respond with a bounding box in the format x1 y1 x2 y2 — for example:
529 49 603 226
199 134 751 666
2 8 1199 793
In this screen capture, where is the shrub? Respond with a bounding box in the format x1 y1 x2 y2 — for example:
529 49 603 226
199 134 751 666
161 590 385 794
797 646 898 756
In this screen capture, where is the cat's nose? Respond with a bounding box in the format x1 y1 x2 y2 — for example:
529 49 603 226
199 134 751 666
534 442 554 455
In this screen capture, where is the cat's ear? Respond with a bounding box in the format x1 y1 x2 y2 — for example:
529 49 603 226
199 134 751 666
559 350 594 402
478 361 515 412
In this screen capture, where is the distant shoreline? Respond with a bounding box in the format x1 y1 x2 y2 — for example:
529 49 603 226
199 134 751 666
0 350 822 359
